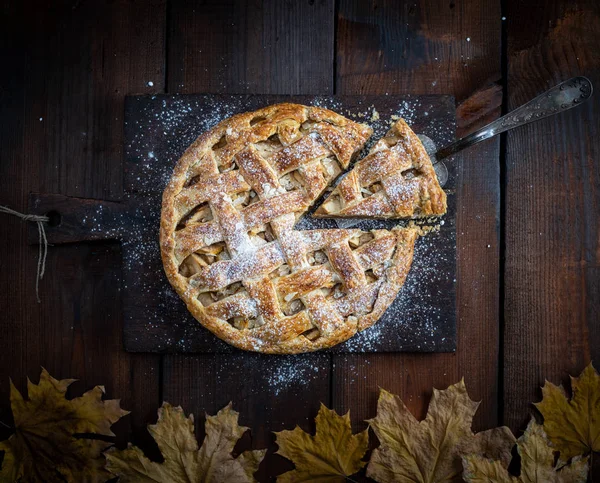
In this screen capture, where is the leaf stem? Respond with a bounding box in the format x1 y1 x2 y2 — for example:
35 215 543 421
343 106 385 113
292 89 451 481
0 420 13 430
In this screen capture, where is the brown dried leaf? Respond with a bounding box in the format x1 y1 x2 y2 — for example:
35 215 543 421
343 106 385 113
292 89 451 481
0 368 128 483
105 402 265 482
534 362 600 460
274 403 368 482
463 455 514 483
366 381 515 482
463 419 589 483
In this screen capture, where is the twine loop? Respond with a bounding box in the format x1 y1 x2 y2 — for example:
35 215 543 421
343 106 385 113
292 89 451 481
0 205 49 303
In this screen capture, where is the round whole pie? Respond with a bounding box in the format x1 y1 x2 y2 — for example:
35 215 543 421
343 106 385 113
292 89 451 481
160 103 428 353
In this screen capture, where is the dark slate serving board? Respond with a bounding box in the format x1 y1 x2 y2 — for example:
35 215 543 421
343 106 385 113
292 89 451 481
30 94 458 353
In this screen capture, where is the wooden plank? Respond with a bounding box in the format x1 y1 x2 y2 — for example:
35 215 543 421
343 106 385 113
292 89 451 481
0 0 166 448
336 0 501 102
163 2 336 479
333 0 502 433
504 0 600 438
0 0 28 442
167 0 334 95
454 84 503 430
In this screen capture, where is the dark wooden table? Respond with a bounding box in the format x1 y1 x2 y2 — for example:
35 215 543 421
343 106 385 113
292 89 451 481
1 0 598 480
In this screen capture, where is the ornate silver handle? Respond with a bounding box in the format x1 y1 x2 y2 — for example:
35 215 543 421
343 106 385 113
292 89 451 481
434 76 593 163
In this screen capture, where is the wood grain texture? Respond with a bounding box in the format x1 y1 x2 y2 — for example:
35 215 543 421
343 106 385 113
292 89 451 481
333 0 502 433
168 0 334 95
454 84 503 431
0 2 27 441
0 0 165 448
336 0 501 101
162 2 336 479
504 0 600 435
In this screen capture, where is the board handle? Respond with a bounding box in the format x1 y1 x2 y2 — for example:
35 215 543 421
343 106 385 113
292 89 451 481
27 193 128 244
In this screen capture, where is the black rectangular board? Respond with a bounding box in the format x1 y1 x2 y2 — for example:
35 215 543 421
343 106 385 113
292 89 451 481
121 94 457 353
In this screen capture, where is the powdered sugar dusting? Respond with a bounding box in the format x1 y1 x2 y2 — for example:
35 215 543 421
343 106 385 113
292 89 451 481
262 356 324 396
207 352 331 399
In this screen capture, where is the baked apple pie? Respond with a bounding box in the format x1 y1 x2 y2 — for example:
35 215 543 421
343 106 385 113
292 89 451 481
161 103 421 353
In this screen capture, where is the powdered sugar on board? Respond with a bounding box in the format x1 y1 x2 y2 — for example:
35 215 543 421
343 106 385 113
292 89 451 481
121 94 457 365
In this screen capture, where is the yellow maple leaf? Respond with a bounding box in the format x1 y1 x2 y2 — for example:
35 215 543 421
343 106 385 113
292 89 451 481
366 381 516 483
0 368 128 483
534 362 600 461
274 403 368 482
463 419 588 483
105 402 265 482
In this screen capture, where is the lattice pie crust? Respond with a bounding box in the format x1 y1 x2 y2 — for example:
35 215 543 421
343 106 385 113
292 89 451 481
161 103 422 353
316 118 447 218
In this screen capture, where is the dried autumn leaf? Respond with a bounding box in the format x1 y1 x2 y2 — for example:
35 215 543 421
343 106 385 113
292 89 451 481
274 403 368 482
463 455 513 483
105 402 265 482
534 362 600 461
366 381 516 483
463 419 588 483
0 368 128 483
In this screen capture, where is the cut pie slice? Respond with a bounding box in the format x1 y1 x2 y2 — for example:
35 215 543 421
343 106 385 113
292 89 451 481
315 118 447 219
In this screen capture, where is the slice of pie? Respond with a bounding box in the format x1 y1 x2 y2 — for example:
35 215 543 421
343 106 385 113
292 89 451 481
160 103 419 353
315 118 447 219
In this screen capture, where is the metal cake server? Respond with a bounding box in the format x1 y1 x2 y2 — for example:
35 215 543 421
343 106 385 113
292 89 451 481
425 76 593 187
333 76 592 228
